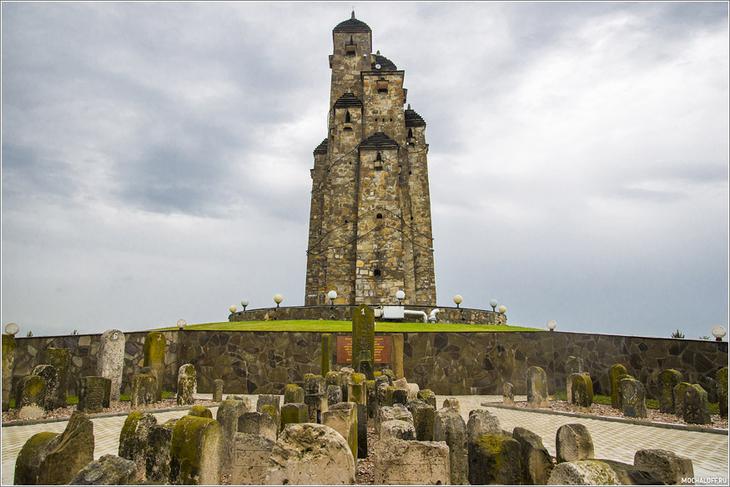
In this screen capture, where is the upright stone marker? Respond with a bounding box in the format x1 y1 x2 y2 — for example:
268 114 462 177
526 366 549 408
323 401 358 459
673 382 692 418
97 329 125 401
372 439 450 485
146 419 176 483
321 333 332 375
434 407 468 484
620 377 647 418
609 363 629 409
408 399 435 441
569 373 594 408
177 364 197 406
257 394 282 431
659 369 684 413
468 433 523 485
239 411 278 441
17 375 46 420
281 403 308 430
217 398 249 473
131 373 157 408
502 382 515 405
119 410 157 482
556 423 594 462
78 376 111 413
46 347 70 409
143 332 166 401
284 384 305 404
513 427 554 484
170 415 221 485
2 333 16 411
232 433 275 484
349 372 368 458
565 356 584 400
683 384 711 425
392 333 405 379
31 364 58 411
352 304 375 379
213 379 224 402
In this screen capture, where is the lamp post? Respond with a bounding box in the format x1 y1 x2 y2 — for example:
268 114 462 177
497 305 507 315
273 294 284 308
228 305 237 314
241 300 249 312
177 319 187 331
547 320 557 332
327 290 338 306
453 295 463 309
395 290 405 305
4 322 19 336
712 325 726 342
489 299 498 312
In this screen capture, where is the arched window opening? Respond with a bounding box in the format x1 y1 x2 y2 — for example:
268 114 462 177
408 128 413 139
376 213 383 219
373 269 382 278
375 152 382 162
345 110 351 123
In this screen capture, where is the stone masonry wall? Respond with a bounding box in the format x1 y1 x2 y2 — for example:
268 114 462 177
11 329 726 400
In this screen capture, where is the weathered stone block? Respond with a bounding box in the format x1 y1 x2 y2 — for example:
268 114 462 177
31 364 58 411
547 460 620 485
659 369 684 413
131 373 157 409
442 396 461 412
513 426 554 484
265 423 356 484
392 388 409 405
620 377 647 418
177 363 197 406
408 399 435 441
434 407 468 484
188 405 212 418
569 373 594 408
304 373 326 395
673 382 692 418
323 401 358 458
216 398 249 473
467 408 502 443
213 379 224 402
2 334 16 411
683 384 711 425
372 438 450 485
381 419 416 440
45 347 70 409
327 384 343 406
417 388 437 409
468 433 523 485
633 449 694 485
119 410 157 482
257 394 282 430
143 332 166 401
232 432 275 484
281 403 308 430
17 374 46 420
14 431 59 484
609 363 629 409
321 333 332 375
503 381 515 405
365 380 378 418
239 411 277 441
97 329 125 401
716 367 727 418
284 383 305 404
527 366 549 408
71 454 138 485
78 376 111 413
170 415 221 485
556 423 594 463
146 420 176 483
376 404 413 435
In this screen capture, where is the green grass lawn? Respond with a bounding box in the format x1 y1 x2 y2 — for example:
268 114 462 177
156 320 540 333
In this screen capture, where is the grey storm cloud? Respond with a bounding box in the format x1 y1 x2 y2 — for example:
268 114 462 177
1 1 728 338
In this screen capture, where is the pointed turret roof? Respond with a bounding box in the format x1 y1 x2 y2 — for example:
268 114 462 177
359 132 399 150
334 11 371 33
405 104 426 127
313 138 328 155
333 92 363 109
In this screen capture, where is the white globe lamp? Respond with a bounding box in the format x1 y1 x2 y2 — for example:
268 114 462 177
228 305 237 314
547 320 557 331
327 290 338 305
498 305 507 315
489 299 498 312
453 294 463 309
241 299 249 311
273 294 284 308
395 290 406 304
712 325 726 342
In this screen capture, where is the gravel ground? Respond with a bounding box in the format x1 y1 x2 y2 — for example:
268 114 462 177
506 399 728 430
355 425 377 484
2 398 219 425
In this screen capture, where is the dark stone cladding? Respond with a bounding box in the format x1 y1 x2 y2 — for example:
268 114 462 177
405 105 426 127
333 15 371 33
372 54 397 71
359 132 399 150
313 138 328 155
333 92 363 109
11 324 727 400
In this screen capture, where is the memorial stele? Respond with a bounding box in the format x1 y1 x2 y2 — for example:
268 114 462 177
305 12 437 307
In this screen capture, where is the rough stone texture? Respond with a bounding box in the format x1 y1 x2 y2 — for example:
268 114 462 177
372 438 450 485
556 423 595 463
30 364 58 411
673 382 692 418
11 330 727 397
609 363 629 409
71 454 138 485
146 420 176 483
392 333 405 379
281 403 309 430
177 363 197 406
323 401 358 458
365 380 378 418
434 407 468 484
633 449 694 485
257 393 282 431
188 405 213 418
143 332 166 401
170 415 221 485
216 398 249 473
392 388 409 405
407 399 435 441
659 369 684 413
265 423 356 485
31 411 94 484
376 404 413 436
469 433 523 485
130 373 157 408
78 376 111 413
417 388 437 408
565 356 584 399
442 396 461 412
527 366 549 407
348 374 368 458
569 372 594 408
14 431 59 484
548 460 620 485
716 367 727 418
232 432 276 485
621 377 648 418
97 329 125 401
45 347 70 409
352 305 375 378
2 334 16 411
381 419 416 440
599 459 665 485
17 375 46 420
119 410 157 482
239 411 278 441
321 333 332 375
682 383 711 425
327 383 343 405
213 378 224 402
466 408 502 443
503 381 515 405
284 383 305 404
513 426 554 485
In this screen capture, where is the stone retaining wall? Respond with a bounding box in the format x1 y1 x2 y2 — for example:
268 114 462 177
229 305 506 325
10 329 726 400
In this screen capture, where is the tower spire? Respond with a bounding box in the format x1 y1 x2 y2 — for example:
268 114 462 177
351 10 355 19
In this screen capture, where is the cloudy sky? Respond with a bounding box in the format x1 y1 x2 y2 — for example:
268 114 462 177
2 2 728 338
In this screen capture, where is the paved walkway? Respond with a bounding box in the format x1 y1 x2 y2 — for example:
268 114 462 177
2 395 727 484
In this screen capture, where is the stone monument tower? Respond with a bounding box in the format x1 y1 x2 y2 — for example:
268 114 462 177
305 13 436 306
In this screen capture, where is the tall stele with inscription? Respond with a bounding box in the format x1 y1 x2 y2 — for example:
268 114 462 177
305 13 436 307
